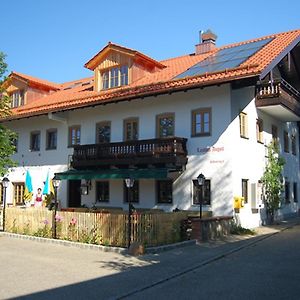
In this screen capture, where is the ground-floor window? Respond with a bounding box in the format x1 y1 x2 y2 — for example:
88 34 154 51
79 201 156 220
293 182 298 203
0 183 3 204
285 181 290 203
96 181 109 202
192 179 211 205
242 179 248 203
13 182 25 205
156 180 173 204
124 180 139 203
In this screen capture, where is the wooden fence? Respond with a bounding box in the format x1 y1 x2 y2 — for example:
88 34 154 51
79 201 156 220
3 207 191 247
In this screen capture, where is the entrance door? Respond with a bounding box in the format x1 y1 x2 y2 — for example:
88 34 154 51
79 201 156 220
68 180 81 207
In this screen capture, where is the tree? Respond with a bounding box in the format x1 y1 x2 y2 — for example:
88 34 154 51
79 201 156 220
0 52 17 176
261 141 285 224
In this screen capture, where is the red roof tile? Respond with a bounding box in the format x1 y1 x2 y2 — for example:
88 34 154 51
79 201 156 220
3 29 300 121
10 71 61 90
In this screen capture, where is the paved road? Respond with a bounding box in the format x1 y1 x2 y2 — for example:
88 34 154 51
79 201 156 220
0 221 299 299
125 224 300 300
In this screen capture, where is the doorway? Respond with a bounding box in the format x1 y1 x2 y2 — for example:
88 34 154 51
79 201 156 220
68 180 81 207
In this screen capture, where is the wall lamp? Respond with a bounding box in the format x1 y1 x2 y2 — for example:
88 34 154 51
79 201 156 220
80 179 92 195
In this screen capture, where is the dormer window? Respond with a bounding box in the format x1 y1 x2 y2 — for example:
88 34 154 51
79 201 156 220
101 65 129 90
85 42 165 92
11 90 25 108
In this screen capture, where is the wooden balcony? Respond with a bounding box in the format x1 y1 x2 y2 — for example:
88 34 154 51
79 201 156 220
71 137 188 170
255 79 300 121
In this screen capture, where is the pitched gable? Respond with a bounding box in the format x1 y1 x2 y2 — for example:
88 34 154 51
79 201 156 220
85 42 165 92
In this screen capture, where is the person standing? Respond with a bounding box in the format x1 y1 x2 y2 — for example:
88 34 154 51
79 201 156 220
34 188 43 208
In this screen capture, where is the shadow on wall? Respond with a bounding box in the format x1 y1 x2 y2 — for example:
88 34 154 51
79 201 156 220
173 154 233 216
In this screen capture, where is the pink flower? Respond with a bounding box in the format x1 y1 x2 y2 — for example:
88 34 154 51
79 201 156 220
55 215 63 222
70 217 77 225
43 219 49 225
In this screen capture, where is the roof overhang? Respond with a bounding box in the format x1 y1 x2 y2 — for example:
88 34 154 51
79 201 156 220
1 70 260 122
260 36 300 80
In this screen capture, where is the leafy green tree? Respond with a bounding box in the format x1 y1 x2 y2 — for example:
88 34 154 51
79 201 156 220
0 52 17 176
261 141 285 224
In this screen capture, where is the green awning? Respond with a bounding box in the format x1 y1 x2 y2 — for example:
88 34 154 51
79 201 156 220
55 168 168 180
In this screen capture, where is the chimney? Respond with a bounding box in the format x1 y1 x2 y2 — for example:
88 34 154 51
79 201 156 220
195 29 217 55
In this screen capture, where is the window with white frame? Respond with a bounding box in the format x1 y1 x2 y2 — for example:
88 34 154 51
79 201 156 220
11 90 25 108
191 108 211 137
101 65 128 90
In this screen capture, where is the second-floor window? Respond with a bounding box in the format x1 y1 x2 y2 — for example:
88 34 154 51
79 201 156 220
291 134 296 155
156 113 175 138
11 90 25 108
256 119 263 143
46 129 57 150
124 118 138 141
192 108 211 137
284 131 289 153
101 65 128 90
11 135 18 153
69 126 81 147
239 112 248 138
272 125 278 141
30 131 40 151
96 122 111 143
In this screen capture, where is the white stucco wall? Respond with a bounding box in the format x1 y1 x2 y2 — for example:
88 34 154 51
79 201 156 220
3 83 299 228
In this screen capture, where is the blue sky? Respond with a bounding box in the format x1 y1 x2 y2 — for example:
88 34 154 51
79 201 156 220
1 0 300 83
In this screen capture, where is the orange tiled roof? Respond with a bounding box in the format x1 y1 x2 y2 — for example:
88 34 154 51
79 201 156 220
10 71 61 90
4 29 300 121
59 76 94 90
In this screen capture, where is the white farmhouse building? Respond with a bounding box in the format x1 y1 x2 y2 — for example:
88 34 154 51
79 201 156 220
1 29 300 228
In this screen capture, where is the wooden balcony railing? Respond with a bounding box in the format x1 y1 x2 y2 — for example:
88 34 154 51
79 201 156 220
256 79 300 120
256 79 300 100
71 137 188 169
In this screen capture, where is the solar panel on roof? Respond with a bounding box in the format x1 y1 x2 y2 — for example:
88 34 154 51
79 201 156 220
175 37 273 79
